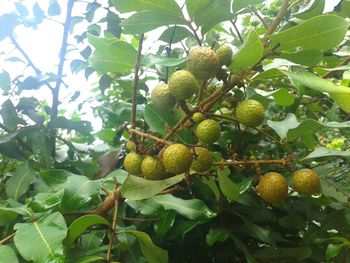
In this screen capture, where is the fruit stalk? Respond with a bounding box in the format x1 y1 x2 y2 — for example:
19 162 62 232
128 128 172 145
214 158 289 166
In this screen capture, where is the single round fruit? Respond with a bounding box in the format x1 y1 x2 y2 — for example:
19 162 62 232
292 169 321 195
217 45 233 66
187 46 220 80
191 147 213 172
236 99 265 127
257 84 267 90
150 83 176 110
124 152 143 175
168 70 199 100
162 144 192 174
126 141 137 152
192 112 204 123
141 156 165 180
195 119 221 144
256 172 288 204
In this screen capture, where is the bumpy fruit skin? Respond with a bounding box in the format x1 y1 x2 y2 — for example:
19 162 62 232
192 112 204 123
191 147 213 172
187 47 220 80
195 119 221 144
162 144 192 174
236 99 265 127
126 141 137 152
168 70 199 100
292 169 321 195
124 152 143 175
257 172 288 203
217 45 233 66
150 84 176 110
141 156 165 180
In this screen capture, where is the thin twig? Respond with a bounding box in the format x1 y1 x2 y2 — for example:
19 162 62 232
131 34 145 141
322 56 350 79
250 5 268 28
197 80 208 102
230 20 243 44
264 0 289 43
128 129 172 145
50 0 75 158
118 216 159 222
187 22 202 46
107 187 120 262
214 159 288 167
165 26 177 83
0 232 16 245
157 185 181 195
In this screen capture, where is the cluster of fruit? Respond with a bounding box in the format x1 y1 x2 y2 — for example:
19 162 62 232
123 45 322 204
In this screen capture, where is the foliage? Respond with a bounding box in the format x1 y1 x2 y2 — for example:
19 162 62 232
0 0 350 262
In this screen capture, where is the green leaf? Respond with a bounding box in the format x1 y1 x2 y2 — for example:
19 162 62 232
326 243 344 261
230 30 263 73
331 93 350 113
206 228 229 246
267 113 300 141
279 49 323 66
73 255 105 263
0 71 11 93
29 191 63 212
217 168 240 202
154 210 177 237
0 13 19 41
121 11 186 34
0 246 19 263
113 0 182 16
143 55 186 67
269 15 348 51
121 174 185 200
254 246 312 261
295 0 325 20
18 76 43 90
185 0 210 18
14 212 67 263
0 209 18 226
61 175 102 211
5 163 35 201
244 220 275 246
119 230 168 263
51 116 92 136
230 234 256 263
232 0 262 13
303 147 350 160
88 33 137 73
258 88 295 106
64 215 110 249
48 0 61 16
144 104 194 144
40 169 71 190
159 26 193 44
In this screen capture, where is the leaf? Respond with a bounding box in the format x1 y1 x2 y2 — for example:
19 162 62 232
74 255 106 263
0 13 19 41
217 168 240 202
51 116 92 135
121 11 186 34
254 246 312 261
61 174 102 211
159 26 193 44
0 246 19 263
267 113 300 141
269 15 348 51
230 234 256 263
88 33 137 73
154 210 177 237
121 174 185 200
144 104 194 144
29 191 63 212
279 49 323 66
119 230 168 263
258 88 295 107
244 220 275 246
185 0 210 18
143 55 187 67
64 215 110 249
0 209 18 226
303 147 350 160
14 212 67 263
295 0 325 20
18 76 43 90
113 0 182 16
232 0 263 13
326 243 345 261
0 71 11 93
5 163 35 201
230 30 263 73
40 169 71 190
206 228 229 246
331 93 350 113
48 0 61 16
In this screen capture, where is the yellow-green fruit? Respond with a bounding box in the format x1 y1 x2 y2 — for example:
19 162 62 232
217 45 233 66
236 99 265 127
141 156 165 180
150 83 176 110
126 141 137 152
187 46 220 80
195 119 221 144
192 112 204 123
124 152 143 175
257 172 288 204
191 147 213 172
292 169 321 195
257 84 267 90
168 70 199 100
162 144 192 174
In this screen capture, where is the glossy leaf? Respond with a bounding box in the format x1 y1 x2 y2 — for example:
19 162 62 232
159 26 192 43
303 147 350 160
232 0 262 13
30 191 63 212
217 168 240 202
206 228 229 246
279 49 323 66
121 174 185 200
295 0 325 20
185 0 210 18
254 246 312 261
0 246 19 263
154 210 177 237
113 0 182 16
40 169 72 190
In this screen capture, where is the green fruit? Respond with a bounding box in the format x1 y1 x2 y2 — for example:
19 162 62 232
195 119 221 144
187 46 220 80
141 156 165 180
192 112 204 123
168 70 199 100
191 147 213 172
162 144 192 174
257 84 267 90
236 99 265 127
257 172 288 204
151 83 176 110
292 169 321 195
124 152 143 175
217 45 233 66
126 141 137 152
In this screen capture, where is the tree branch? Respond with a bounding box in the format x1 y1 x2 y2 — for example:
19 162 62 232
0 232 16 245
165 26 177 83
128 128 172 145
106 187 120 262
264 0 289 43
230 20 243 44
214 159 289 167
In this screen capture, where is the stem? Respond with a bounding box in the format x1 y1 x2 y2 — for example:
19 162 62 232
107 187 120 262
250 5 268 28
50 0 75 158
264 0 289 43
0 232 16 245
165 26 177 83
131 34 144 141
187 22 202 46
128 129 172 145
214 159 288 167
230 20 243 44
197 80 208 102
157 185 181 195
322 56 350 79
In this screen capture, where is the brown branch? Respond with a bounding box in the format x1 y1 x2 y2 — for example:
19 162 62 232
214 159 288 167
131 34 145 142
251 5 268 28
165 26 177 83
107 187 120 262
128 128 172 145
50 0 75 158
0 232 16 245
187 22 202 46
264 0 289 43
230 20 243 44
157 185 181 195
197 80 208 102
